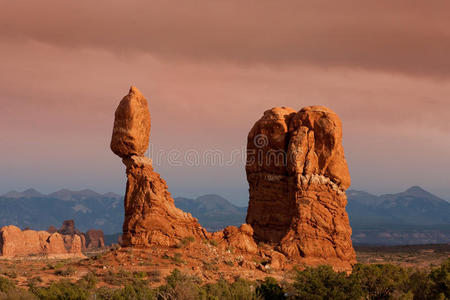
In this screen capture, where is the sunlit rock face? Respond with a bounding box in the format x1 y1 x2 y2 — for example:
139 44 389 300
110 86 151 158
246 105 356 271
0 225 85 258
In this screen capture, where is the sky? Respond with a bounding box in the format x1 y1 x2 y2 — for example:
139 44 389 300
0 0 449 205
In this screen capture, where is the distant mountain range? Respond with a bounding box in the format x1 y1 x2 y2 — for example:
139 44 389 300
1 186 449 245
347 186 450 227
347 186 450 245
0 189 123 234
174 194 247 232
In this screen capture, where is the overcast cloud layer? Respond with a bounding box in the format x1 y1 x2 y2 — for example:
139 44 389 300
0 0 449 205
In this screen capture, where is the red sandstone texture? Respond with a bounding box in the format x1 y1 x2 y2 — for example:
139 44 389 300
0 225 85 258
111 86 151 158
111 87 355 271
246 105 356 270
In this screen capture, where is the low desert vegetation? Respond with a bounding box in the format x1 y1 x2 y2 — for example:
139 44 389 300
0 258 448 300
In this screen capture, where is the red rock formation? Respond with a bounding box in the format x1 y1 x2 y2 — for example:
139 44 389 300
0 225 85 258
111 87 208 247
212 224 258 253
57 220 86 251
47 226 57 234
246 105 356 271
59 220 76 235
110 88 355 271
86 229 105 249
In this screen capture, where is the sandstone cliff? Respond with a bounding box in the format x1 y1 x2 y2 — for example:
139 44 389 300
0 225 85 259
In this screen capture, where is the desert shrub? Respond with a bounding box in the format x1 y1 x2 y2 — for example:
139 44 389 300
428 258 450 299
133 271 147 279
202 278 262 300
147 270 161 283
77 272 97 290
156 269 202 300
203 239 218 247
202 260 219 271
94 280 155 300
256 277 285 300
172 253 185 264
175 237 195 248
291 265 362 300
104 269 133 286
54 266 76 277
352 263 411 299
0 276 37 299
402 269 433 300
0 277 15 294
46 262 66 270
0 289 38 300
31 280 89 300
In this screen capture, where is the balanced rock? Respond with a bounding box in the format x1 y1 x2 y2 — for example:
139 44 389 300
111 86 151 158
112 87 208 247
246 105 355 271
0 225 85 258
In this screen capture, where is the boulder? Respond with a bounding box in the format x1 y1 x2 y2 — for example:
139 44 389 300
213 224 258 253
246 105 356 271
110 86 151 158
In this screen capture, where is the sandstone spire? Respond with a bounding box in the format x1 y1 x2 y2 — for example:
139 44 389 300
246 105 356 270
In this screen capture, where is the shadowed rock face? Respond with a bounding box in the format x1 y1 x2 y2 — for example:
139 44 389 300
111 87 208 247
246 105 356 270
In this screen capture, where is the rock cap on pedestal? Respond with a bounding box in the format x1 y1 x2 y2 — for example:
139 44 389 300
111 86 151 158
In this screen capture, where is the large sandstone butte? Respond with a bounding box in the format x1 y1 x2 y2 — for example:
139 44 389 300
246 106 356 270
111 87 208 247
0 225 85 259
